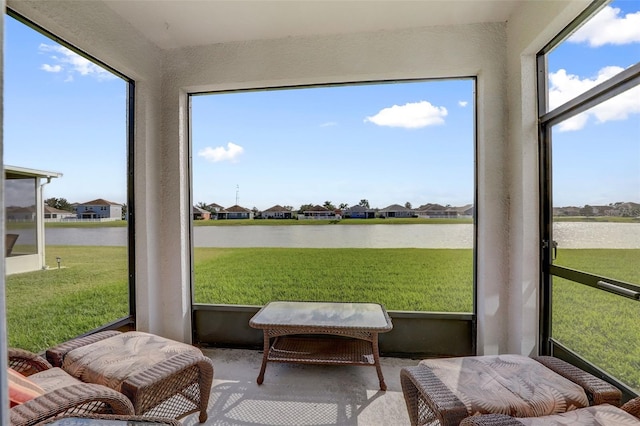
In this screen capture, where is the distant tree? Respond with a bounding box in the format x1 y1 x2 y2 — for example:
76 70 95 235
323 201 336 210
252 206 260 218
44 197 73 211
121 203 128 220
580 204 594 216
283 205 293 211
196 201 209 210
339 203 349 210
405 202 412 209
358 199 370 208
299 203 314 213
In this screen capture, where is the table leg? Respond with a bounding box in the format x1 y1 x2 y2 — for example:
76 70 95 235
372 334 387 391
257 331 270 385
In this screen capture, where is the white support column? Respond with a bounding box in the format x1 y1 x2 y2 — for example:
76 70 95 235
146 73 192 343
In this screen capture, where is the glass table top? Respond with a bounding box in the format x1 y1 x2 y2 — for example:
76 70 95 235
249 301 392 330
42 415 178 425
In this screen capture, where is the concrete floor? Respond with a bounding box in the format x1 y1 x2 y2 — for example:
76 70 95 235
181 347 419 426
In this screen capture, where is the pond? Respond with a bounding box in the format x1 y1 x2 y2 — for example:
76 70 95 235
42 222 640 249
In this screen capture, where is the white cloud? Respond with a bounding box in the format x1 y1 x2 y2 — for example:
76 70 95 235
549 66 640 131
569 6 640 47
320 121 337 127
198 142 244 162
38 43 115 81
458 101 468 107
41 64 62 73
364 101 447 129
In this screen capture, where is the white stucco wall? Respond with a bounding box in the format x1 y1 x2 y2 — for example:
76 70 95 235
163 23 511 351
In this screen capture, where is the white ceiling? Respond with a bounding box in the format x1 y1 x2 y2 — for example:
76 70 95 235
103 1 528 50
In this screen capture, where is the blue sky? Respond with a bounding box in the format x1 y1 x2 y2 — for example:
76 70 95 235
548 1 640 207
191 81 474 210
4 1 639 210
4 15 126 205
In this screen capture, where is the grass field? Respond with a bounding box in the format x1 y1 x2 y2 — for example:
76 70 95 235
551 249 640 391
193 247 473 311
5 246 129 351
5 245 639 390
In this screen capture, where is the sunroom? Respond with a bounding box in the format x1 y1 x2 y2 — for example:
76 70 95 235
1 0 639 422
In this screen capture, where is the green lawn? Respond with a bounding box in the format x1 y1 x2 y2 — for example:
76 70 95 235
552 249 640 391
193 247 473 311
5 245 639 391
6 246 129 351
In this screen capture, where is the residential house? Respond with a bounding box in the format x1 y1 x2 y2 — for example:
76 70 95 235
4 165 61 274
344 205 375 219
300 205 335 220
192 206 211 220
457 204 474 217
553 206 582 216
262 205 293 219
75 198 123 220
224 204 253 220
205 203 225 220
415 203 446 218
44 205 76 220
415 203 474 218
378 204 414 218
6 206 35 221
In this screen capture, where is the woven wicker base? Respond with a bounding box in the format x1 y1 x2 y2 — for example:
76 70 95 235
269 336 376 365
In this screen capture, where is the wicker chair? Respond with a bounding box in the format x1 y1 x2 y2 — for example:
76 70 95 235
46 330 214 423
400 355 622 426
8 348 135 426
459 396 640 425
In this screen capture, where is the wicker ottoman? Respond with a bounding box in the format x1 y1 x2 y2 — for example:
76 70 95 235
400 355 622 426
46 331 214 423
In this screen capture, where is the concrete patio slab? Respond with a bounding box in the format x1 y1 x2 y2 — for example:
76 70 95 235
181 347 417 425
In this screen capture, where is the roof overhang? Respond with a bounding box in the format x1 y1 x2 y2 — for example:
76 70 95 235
5 165 63 179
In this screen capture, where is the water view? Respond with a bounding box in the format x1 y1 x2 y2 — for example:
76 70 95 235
41 222 640 248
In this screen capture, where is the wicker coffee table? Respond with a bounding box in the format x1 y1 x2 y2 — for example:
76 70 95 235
249 301 393 390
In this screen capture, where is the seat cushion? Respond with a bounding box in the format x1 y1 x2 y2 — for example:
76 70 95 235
62 331 202 391
8 368 45 407
517 404 640 425
30 367 83 392
418 354 589 418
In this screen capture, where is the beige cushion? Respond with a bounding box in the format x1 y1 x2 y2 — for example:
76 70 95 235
517 404 640 425
419 354 589 418
62 331 202 391
30 367 82 392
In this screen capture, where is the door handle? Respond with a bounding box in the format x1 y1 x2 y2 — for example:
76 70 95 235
543 240 558 261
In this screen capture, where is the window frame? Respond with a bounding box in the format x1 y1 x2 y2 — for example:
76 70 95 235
536 0 640 400
187 78 479 355
6 8 137 330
